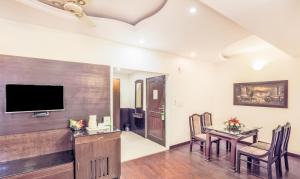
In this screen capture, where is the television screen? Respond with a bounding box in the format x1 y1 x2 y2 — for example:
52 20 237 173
6 84 64 113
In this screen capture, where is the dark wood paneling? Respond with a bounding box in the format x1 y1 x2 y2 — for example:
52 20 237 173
0 128 72 162
0 54 110 135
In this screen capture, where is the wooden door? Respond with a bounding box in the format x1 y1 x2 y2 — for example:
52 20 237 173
113 79 120 129
146 75 166 146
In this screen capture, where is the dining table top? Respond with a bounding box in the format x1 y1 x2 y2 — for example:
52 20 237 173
205 125 262 139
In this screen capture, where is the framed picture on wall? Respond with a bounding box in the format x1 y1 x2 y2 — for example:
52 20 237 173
234 80 288 108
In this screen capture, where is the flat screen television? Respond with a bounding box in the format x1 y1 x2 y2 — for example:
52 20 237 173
5 84 64 113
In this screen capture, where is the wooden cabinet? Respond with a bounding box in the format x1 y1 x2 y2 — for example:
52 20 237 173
4 163 74 179
74 131 121 179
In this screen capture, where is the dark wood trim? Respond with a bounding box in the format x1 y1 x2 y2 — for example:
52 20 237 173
233 80 288 108
288 152 300 158
170 140 300 159
113 78 121 129
169 141 190 149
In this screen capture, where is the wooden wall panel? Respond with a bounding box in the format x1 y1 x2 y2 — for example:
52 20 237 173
0 129 72 162
0 54 110 135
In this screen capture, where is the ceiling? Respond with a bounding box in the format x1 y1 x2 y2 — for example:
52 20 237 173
0 0 250 62
200 0 300 58
39 0 168 25
220 35 290 61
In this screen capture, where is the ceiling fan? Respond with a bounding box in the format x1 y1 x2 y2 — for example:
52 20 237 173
39 0 96 27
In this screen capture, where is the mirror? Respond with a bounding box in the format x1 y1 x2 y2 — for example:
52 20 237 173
135 80 143 110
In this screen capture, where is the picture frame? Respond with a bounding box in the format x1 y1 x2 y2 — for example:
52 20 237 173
233 80 288 108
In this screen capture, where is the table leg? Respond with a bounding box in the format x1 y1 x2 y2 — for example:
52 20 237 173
230 139 237 170
253 132 258 143
205 133 211 161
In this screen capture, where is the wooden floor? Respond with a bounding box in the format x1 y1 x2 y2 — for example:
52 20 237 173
121 143 300 179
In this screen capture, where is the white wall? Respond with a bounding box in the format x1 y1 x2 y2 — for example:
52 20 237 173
0 18 216 147
213 56 300 154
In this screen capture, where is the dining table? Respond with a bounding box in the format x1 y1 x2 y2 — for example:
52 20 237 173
205 125 261 170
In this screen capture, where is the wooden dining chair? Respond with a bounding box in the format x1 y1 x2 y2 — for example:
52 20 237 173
251 122 291 176
236 125 283 179
201 112 231 152
189 114 220 155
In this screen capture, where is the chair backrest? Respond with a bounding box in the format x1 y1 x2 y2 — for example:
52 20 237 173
200 112 212 133
189 114 202 138
281 122 291 154
268 125 284 161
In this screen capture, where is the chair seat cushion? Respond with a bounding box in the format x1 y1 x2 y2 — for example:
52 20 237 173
239 146 268 157
251 141 270 150
195 134 219 142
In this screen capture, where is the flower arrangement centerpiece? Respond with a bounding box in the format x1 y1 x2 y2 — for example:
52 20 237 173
224 117 244 131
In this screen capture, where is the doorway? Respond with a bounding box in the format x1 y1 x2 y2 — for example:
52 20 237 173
112 68 167 161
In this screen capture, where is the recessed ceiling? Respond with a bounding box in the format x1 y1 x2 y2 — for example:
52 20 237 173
0 0 250 62
38 0 167 25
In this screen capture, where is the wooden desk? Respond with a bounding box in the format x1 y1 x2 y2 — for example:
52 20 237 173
73 129 121 179
205 128 259 170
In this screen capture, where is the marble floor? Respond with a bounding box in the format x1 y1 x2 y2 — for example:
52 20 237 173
121 131 168 162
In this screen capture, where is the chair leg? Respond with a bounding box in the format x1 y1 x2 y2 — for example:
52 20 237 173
276 158 282 178
284 154 289 171
275 160 281 178
267 163 273 179
216 141 220 156
253 159 260 174
247 157 252 170
236 152 241 173
189 140 193 152
200 142 204 151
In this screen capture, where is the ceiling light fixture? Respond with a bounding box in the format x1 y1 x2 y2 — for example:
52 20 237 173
139 39 145 45
252 59 266 71
189 7 197 14
190 52 196 58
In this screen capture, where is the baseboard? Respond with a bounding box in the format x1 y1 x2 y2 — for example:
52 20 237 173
169 140 300 159
288 152 300 158
169 141 190 149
